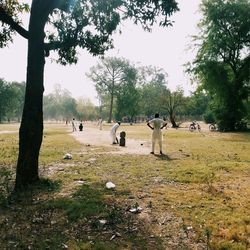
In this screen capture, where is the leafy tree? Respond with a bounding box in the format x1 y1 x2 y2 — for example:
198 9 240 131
76 97 97 121
138 66 168 117
0 78 11 122
8 81 26 122
43 84 77 120
184 89 210 121
160 88 185 127
0 0 178 189
115 65 140 122
0 79 24 122
87 57 131 123
190 0 250 131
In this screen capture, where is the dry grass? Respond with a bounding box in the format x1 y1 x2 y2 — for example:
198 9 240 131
0 122 249 250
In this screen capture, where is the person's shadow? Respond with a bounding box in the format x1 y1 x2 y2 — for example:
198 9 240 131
153 154 171 161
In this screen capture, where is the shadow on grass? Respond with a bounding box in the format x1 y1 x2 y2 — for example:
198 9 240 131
0 180 164 250
153 154 171 161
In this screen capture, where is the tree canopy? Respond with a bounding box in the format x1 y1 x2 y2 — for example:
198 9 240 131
190 0 250 131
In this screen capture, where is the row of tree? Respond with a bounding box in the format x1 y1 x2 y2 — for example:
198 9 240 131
87 58 212 127
1 76 211 127
0 80 98 122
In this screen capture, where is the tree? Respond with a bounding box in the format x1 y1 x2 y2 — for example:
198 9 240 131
190 0 250 131
0 0 178 190
76 97 97 121
0 78 11 122
160 88 185 127
43 84 77 120
184 89 211 121
138 66 168 117
115 64 140 122
87 57 131 123
8 81 26 122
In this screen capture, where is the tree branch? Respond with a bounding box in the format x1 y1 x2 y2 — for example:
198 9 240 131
0 7 29 39
44 39 78 52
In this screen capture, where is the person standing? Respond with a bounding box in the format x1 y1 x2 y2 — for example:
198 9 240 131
147 113 167 155
72 118 77 132
97 118 103 130
110 122 121 144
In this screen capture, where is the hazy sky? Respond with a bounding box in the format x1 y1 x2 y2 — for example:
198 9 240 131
0 0 202 105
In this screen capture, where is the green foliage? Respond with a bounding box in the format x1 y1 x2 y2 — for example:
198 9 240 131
87 57 138 122
115 66 140 121
76 97 98 121
190 0 250 131
43 84 78 120
185 90 210 120
160 88 186 127
137 66 169 116
0 78 25 122
0 0 178 64
203 110 215 124
0 1 29 47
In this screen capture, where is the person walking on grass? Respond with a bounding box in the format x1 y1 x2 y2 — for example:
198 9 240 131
110 121 121 144
147 113 167 155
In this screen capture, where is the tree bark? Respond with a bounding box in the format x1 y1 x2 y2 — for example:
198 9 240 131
108 90 114 123
108 77 115 123
169 111 178 128
14 2 48 190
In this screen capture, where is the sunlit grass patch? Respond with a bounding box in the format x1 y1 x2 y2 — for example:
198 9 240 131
0 122 249 249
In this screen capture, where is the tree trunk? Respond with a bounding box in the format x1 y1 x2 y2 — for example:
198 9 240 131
108 79 115 123
14 3 47 190
108 92 114 123
169 111 178 128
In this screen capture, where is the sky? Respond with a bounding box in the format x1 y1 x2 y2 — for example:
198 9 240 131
0 0 202 105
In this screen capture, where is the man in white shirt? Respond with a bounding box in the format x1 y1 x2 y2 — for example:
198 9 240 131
110 122 121 144
97 118 103 130
147 113 167 155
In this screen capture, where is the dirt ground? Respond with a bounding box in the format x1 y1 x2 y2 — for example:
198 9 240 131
71 121 210 155
71 125 152 155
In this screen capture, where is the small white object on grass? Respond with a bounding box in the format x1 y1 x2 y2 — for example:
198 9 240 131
106 181 115 189
63 153 72 160
129 206 143 213
99 219 107 225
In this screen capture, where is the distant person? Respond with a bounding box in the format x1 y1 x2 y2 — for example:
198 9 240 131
147 113 167 155
79 122 83 131
110 122 121 144
72 118 77 132
97 118 103 130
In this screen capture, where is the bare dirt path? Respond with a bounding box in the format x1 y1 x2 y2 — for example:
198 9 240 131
0 130 18 134
71 126 152 155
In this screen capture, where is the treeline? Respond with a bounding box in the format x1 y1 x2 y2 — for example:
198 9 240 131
0 78 25 122
0 80 98 123
0 76 211 126
87 58 211 127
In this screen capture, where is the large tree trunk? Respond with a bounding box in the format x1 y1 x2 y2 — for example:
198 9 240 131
14 3 47 190
169 111 178 128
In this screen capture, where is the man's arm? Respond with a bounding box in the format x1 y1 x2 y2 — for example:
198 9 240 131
147 122 154 130
160 122 167 129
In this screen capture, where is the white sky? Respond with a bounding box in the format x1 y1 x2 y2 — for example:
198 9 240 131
0 0 202 105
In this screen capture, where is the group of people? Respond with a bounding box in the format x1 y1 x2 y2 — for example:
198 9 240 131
71 118 83 132
110 113 167 155
71 113 167 155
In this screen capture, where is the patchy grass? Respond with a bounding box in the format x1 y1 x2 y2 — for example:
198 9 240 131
0 122 249 249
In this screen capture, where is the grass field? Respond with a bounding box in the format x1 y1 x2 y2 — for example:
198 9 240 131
0 122 249 250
